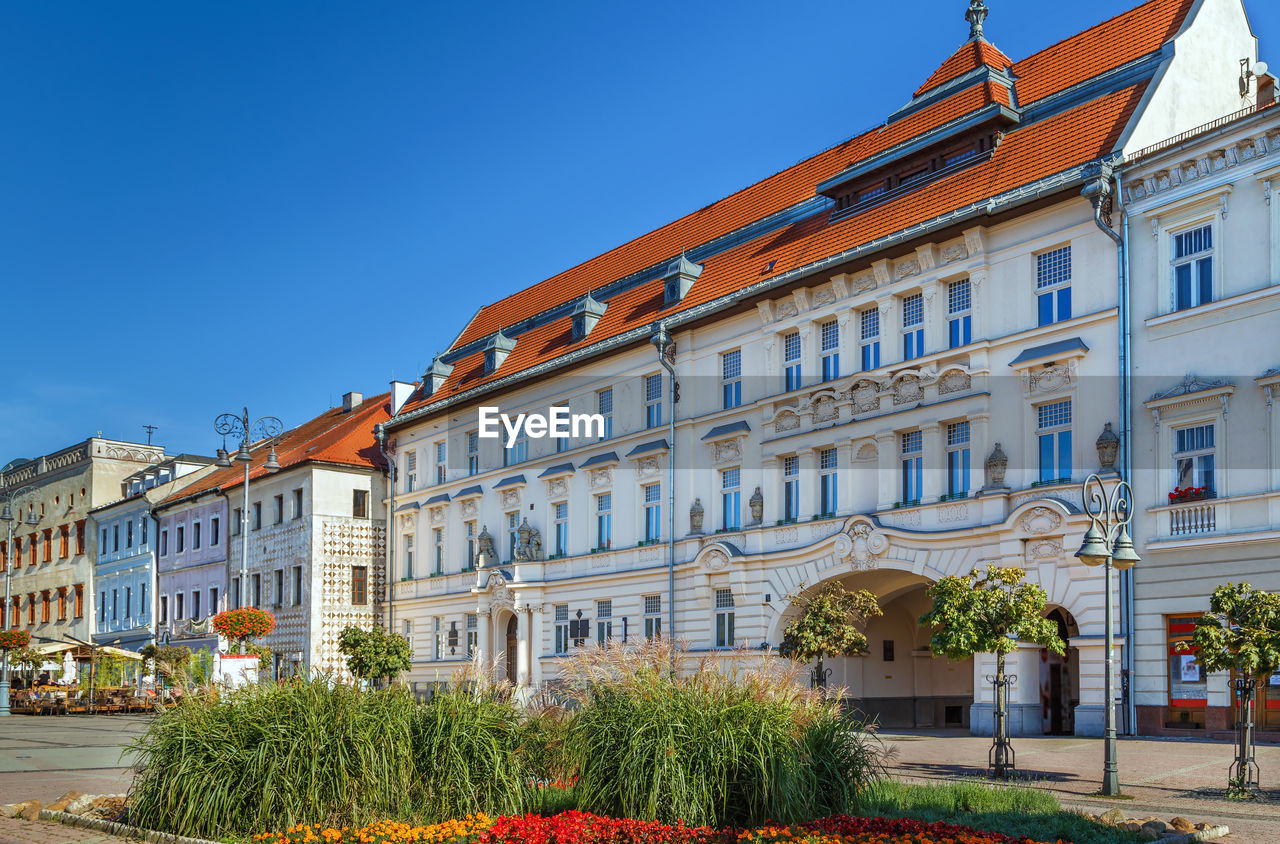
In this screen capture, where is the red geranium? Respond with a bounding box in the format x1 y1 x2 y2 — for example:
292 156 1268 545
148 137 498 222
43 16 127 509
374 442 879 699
212 607 275 641
0 630 30 651
1168 486 1210 503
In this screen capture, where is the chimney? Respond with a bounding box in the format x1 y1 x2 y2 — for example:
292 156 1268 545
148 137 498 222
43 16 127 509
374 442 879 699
342 391 363 412
389 381 414 416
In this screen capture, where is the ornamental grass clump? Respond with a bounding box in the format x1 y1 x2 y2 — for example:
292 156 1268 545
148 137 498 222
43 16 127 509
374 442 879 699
559 639 885 829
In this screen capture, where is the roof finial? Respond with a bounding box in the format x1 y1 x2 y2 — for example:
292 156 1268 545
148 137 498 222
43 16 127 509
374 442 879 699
966 0 989 41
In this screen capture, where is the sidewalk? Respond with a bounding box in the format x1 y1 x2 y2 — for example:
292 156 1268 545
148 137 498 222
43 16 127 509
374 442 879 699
881 730 1280 842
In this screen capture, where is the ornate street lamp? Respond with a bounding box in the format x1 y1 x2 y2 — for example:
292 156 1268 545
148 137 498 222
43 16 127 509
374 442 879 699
1074 473 1140 796
0 483 42 717
213 409 283 609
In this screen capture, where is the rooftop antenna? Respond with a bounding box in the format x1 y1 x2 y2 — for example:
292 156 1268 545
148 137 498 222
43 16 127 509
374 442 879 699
143 425 158 446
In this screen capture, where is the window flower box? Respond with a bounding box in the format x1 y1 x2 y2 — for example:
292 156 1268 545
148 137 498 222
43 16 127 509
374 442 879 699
1168 486 1212 504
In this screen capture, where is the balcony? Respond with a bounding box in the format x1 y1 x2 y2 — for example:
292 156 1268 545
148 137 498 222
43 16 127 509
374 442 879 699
1147 490 1280 547
1168 499 1217 536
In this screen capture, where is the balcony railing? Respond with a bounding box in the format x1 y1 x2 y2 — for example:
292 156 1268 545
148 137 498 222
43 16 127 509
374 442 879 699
1169 500 1217 536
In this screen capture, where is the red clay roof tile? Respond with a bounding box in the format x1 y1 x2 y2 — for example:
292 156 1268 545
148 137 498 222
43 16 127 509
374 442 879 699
914 40 1014 98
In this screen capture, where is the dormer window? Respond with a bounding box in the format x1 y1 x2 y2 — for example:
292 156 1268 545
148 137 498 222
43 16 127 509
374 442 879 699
662 253 704 306
423 355 455 397
570 292 607 341
483 329 516 374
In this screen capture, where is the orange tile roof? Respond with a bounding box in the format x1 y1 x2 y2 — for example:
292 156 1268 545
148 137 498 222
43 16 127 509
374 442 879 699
162 395 389 505
394 0 1192 423
914 40 1013 97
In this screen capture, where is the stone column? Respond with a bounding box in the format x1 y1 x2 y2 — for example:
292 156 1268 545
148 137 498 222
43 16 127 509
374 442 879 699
874 432 897 511
969 270 988 343
515 609 531 688
529 605 545 689
968 413 991 495
836 312 852 378
920 280 942 357
921 423 944 503
476 607 491 678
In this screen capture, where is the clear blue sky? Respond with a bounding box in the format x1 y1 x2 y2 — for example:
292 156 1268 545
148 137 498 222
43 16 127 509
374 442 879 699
2 0 1275 463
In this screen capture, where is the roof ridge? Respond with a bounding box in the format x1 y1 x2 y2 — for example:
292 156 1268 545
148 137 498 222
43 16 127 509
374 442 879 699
1014 0 1179 71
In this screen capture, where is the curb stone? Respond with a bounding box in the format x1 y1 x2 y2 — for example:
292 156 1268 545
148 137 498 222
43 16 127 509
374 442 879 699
38 809 223 844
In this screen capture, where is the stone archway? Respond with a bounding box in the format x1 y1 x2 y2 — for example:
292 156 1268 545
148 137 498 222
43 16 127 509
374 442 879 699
1040 606 1081 735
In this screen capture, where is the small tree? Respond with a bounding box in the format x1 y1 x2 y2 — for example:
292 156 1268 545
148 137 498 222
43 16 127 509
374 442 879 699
338 625 412 686
920 565 1064 777
1180 582 1280 793
140 644 195 683
778 583 882 687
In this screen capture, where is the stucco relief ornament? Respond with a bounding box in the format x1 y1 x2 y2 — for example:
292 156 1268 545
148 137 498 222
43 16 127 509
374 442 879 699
501 488 521 508
712 439 742 464
749 487 764 525
545 477 568 498
1018 506 1063 535
1096 422 1120 472
428 506 447 524
774 412 800 434
461 499 478 517
834 522 888 571
893 375 923 406
853 380 880 413
984 442 1009 489
689 498 704 535
937 370 971 395
634 456 662 479
1027 538 1064 563
588 467 613 489
703 549 729 571
812 395 838 423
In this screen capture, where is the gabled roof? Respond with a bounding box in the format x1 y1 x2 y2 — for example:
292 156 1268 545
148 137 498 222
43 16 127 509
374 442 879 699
390 0 1194 427
161 394 389 506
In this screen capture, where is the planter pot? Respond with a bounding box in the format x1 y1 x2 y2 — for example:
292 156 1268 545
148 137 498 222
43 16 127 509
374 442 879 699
215 653 260 689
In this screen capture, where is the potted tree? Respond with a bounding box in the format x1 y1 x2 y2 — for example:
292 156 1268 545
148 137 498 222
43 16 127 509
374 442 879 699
211 607 275 687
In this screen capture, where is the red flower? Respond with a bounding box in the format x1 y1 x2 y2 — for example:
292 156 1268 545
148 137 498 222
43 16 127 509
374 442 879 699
0 630 30 650
212 607 276 640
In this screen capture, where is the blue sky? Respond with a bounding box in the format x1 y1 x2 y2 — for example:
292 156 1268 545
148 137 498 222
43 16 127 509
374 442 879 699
2 0 1276 463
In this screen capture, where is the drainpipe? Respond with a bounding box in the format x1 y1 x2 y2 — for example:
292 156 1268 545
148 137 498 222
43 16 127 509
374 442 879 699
375 424 395 640
650 322 678 663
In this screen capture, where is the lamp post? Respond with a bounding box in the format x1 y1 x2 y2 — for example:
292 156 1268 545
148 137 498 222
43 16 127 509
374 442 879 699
1074 473 1141 797
214 409 283 610
0 483 42 717
650 322 678 666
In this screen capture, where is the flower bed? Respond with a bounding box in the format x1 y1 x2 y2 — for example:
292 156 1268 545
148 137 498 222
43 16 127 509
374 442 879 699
253 812 1057 844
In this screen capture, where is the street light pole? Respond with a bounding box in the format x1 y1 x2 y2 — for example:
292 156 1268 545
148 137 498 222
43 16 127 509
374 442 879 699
1074 473 1141 797
0 483 42 717
214 409 283 610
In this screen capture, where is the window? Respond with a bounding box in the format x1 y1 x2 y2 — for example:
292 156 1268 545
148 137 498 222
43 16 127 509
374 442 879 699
159 595 168 624
860 309 881 371
948 279 972 348
292 566 302 606
722 350 742 409
946 421 971 498
42 591 51 623
251 573 262 608
901 431 923 506
554 604 570 654
1037 400 1073 485
644 595 662 639
352 490 369 519
232 577 241 609
100 592 106 624
645 374 663 428
404 535 414 579
902 293 924 360
176 525 185 553
820 320 839 382
466 431 479 476
715 589 736 648
126 520 134 548
1173 225 1213 311
553 502 569 556
435 441 447 484
112 525 119 552
192 589 202 619
1167 615 1208 728
141 518 148 546
434 528 444 575
556 432 569 453
58 588 67 621
175 591 184 620
818 448 838 517
209 586 217 614
466 613 478 657
721 468 741 531
74 584 83 618
597 389 613 440
59 525 69 559
42 530 51 563
160 529 168 556
351 566 367 605
465 521 477 569
75 522 85 555
506 511 520 561
405 450 418 493
782 455 800 523
883 640 895 662
1037 246 1072 326
643 484 661 542
193 521 201 550
783 331 802 391
505 432 528 466
595 493 612 550
233 508 242 536
433 617 443 661
267 569 280 609
292 489 303 519
252 502 262 531
596 599 613 645
273 495 284 525
1174 424 1216 495
27 593 35 625
211 516 220 545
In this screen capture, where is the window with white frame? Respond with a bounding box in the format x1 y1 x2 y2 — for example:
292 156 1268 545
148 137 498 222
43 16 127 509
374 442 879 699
554 604 570 654
553 502 569 556
721 468 741 531
291 489 303 520
782 455 799 523
1174 423 1216 496
644 594 662 639
714 588 736 648
818 448 838 517
722 349 742 409
902 293 924 360
433 528 444 575
820 320 840 382
596 599 613 645
194 520 203 549
404 535 414 579
595 493 612 550
643 483 661 542
1172 224 1214 311
860 309 880 370
292 566 301 606
402 619 414 654
783 331 802 391
1037 400 1073 485
505 432 528 466
645 374 663 428
900 430 923 505
556 432 569 453
466 613 478 657
946 421 971 498
1037 246 1072 326
434 441 447 484
506 511 520 562
465 520 477 568
433 617 443 661
466 431 479 476
597 388 613 439
405 450 417 492
948 279 972 348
